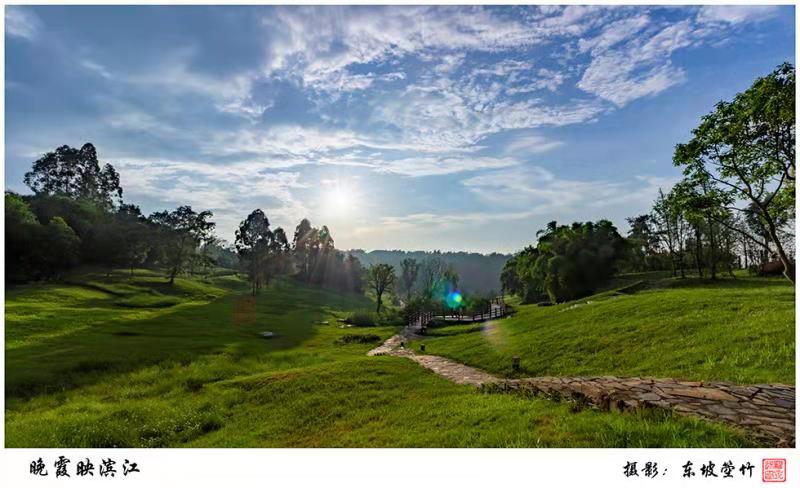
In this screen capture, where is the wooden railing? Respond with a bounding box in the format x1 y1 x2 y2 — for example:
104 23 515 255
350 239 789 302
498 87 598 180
408 297 508 333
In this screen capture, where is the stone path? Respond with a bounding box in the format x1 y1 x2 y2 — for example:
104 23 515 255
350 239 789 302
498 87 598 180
368 334 795 447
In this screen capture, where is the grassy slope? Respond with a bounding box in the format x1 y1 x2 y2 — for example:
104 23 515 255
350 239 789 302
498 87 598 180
413 275 795 384
6 270 755 447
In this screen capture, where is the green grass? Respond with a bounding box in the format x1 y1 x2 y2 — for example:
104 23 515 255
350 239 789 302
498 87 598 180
5 270 763 447
413 275 795 384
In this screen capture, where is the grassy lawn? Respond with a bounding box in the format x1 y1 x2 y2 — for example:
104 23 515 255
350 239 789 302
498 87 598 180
412 275 795 385
5 270 760 447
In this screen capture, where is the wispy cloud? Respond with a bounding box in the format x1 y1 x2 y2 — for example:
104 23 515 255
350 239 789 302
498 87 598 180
5 5 792 249
577 19 696 106
697 5 780 25
6 6 41 41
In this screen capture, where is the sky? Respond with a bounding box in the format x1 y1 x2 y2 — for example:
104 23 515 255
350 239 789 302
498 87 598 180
5 5 795 253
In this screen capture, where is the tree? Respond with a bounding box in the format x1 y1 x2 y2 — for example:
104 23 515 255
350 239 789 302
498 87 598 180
201 239 239 269
665 189 692 278
343 254 365 292
39 217 81 278
367 264 395 313
234 209 287 295
507 220 626 303
115 204 151 275
292 218 314 280
6 193 44 281
24 143 122 209
652 188 679 276
399 258 420 302
420 256 451 299
626 214 660 271
149 206 215 284
674 63 796 282
669 178 729 279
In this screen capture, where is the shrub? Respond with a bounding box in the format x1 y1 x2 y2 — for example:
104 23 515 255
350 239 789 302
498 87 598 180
335 334 381 345
345 311 377 327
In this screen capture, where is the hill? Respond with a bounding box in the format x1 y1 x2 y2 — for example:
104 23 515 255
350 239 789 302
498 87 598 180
411 274 795 385
5 270 751 447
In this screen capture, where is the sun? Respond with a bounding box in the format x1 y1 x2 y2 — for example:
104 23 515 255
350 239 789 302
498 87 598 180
321 179 360 218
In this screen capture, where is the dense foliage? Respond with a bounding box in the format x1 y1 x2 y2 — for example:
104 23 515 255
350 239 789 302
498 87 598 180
618 63 795 283
291 218 365 293
501 220 627 303
348 249 509 295
6 144 366 295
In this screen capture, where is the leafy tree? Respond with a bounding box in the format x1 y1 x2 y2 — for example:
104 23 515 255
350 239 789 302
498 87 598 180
39 217 81 278
234 209 287 295
506 220 626 303
24 143 122 209
399 258 420 302
674 63 796 282
200 239 239 270
367 263 395 313
652 188 679 276
626 214 659 271
149 206 215 284
419 256 455 300
343 253 365 292
500 255 520 297
6 193 44 281
292 218 314 280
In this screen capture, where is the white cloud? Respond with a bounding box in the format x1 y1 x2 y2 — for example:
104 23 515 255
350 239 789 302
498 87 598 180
80 49 267 123
697 6 780 25
261 6 603 95
461 166 677 217
578 14 650 54
577 20 697 106
6 6 41 41
374 155 518 177
375 80 604 152
80 59 113 79
113 158 310 237
504 134 563 156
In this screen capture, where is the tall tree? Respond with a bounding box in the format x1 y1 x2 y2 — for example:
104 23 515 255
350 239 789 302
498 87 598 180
652 188 679 276
292 218 314 280
24 143 122 209
367 263 395 313
149 206 215 284
420 256 451 299
234 209 287 295
674 63 796 282
399 258 420 302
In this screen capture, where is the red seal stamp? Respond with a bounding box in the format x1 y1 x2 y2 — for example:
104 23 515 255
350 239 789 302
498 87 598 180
762 459 786 483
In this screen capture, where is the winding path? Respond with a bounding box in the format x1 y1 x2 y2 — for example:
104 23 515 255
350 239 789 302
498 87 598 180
368 334 795 447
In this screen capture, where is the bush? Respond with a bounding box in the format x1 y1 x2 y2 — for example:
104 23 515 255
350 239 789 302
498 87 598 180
335 334 381 345
345 311 378 327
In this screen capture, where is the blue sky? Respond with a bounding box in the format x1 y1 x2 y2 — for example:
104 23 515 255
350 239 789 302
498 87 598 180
5 5 795 253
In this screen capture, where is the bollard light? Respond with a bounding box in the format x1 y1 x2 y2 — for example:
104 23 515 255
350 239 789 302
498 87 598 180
421 344 426 352
512 356 520 372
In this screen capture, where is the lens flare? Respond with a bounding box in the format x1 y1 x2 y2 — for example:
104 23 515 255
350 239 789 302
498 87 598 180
446 291 463 309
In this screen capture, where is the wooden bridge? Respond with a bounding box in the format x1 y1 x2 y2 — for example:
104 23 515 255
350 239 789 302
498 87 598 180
407 297 508 335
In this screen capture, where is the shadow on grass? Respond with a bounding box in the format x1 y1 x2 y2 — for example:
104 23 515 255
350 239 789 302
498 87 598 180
6 281 370 400
660 275 793 290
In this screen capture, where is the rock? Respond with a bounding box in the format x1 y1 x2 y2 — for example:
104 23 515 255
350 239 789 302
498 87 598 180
669 387 736 401
259 331 275 338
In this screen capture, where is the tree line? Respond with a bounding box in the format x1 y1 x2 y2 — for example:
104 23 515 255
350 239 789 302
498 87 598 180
7 144 218 283
234 212 365 296
625 63 795 282
347 249 509 295
501 63 795 303
6 143 366 295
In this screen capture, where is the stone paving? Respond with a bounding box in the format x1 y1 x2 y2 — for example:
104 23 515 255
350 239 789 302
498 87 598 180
367 334 796 447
